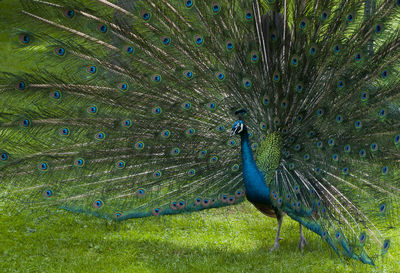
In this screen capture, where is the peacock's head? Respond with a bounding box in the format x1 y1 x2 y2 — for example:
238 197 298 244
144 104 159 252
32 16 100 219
230 108 247 137
230 120 246 137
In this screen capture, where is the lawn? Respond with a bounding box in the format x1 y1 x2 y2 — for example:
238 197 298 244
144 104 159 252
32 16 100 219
1 202 399 273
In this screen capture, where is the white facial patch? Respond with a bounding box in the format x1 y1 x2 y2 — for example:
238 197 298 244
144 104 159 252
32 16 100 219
237 123 244 134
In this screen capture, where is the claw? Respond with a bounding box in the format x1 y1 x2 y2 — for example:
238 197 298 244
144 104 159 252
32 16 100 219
298 236 306 253
270 215 283 251
298 224 307 253
270 242 280 251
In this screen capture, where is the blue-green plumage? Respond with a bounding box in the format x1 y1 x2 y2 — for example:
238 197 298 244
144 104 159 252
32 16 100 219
0 0 399 267
239 125 271 205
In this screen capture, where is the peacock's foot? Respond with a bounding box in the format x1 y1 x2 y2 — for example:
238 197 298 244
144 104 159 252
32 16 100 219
270 237 282 251
298 236 306 253
270 242 280 251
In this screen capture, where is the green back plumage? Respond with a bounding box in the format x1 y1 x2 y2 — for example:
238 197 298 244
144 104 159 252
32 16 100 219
0 0 400 266
256 132 281 180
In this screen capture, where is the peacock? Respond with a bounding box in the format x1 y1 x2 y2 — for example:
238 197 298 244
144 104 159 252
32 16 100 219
1 0 400 266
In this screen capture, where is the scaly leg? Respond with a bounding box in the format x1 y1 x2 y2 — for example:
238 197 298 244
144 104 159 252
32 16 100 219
270 214 283 251
298 223 306 253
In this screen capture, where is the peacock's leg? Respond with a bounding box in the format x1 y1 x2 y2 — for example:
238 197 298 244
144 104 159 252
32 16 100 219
298 223 306 253
270 213 283 251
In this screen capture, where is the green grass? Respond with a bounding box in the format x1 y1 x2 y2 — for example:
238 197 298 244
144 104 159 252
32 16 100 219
1 202 399 273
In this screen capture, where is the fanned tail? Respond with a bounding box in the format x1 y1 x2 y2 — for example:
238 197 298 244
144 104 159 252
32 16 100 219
0 0 268 219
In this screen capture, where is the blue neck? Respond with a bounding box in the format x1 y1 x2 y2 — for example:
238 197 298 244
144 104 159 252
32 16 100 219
240 132 271 204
